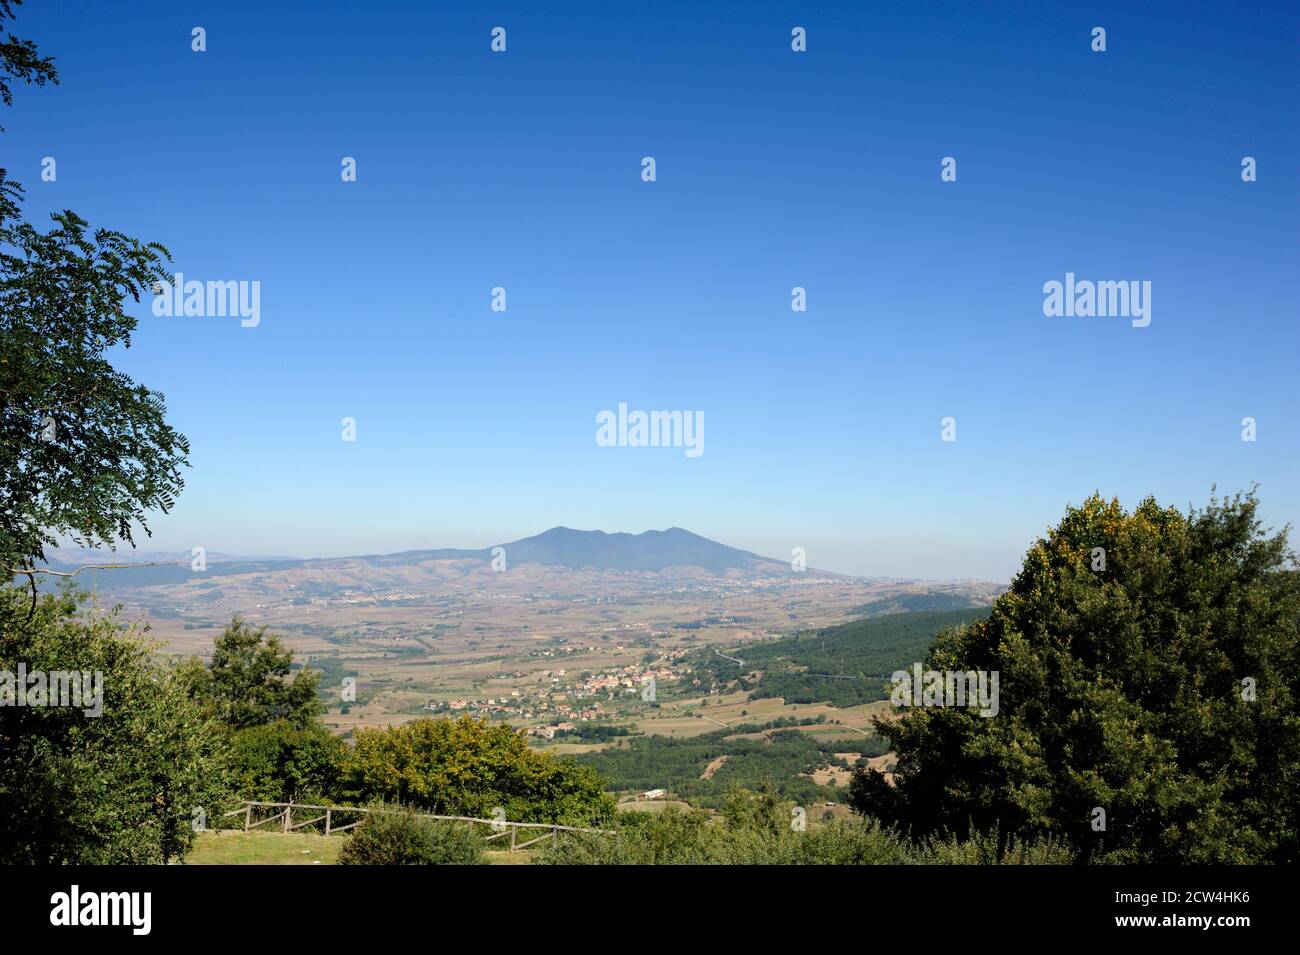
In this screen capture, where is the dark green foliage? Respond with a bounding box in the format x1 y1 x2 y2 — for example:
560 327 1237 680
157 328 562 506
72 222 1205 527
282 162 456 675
550 723 635 743
850 491 1300 864
0 586 226 863
180 623 336 815
0 12 220 862
1 3 185 579
691 609 989 707
0 170 184 575
226 719 346 804
536 797 1072 865
576 723 885 808
338 805 485 865
189 618 323 730
850 591 990 616
0 2 57 121
342 715 616 827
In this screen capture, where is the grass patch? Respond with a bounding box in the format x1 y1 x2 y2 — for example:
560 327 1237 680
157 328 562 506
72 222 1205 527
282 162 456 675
184 830 343 865
184 829 537 865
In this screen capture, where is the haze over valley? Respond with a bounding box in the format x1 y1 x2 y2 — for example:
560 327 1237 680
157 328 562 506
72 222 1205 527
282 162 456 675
45 527 1000 762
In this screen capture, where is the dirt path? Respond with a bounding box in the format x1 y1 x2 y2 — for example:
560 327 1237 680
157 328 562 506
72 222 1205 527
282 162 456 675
700 754 730 780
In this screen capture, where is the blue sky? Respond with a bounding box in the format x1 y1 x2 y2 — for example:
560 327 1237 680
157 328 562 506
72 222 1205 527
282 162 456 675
5 0 1298 580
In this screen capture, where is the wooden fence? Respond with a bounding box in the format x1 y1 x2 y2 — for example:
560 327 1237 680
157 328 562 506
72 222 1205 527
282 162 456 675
221 801 615 852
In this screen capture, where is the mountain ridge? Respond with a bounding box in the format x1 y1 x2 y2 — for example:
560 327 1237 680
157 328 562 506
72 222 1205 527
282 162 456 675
38 526 794 585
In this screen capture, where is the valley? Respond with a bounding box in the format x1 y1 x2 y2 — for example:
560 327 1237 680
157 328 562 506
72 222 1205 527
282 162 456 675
47 527 1000 805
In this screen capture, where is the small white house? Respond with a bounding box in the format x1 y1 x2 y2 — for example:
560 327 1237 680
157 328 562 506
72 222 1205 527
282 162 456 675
640 789 667 800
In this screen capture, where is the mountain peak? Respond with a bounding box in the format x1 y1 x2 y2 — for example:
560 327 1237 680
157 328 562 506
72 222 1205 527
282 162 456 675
500 526 772 573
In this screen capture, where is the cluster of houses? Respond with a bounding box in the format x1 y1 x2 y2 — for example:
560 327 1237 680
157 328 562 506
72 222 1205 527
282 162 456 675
423 694 604 725
527 645 595 660
421 649 696 734
527 722 575 740
570 665 678 698
425 695 525 717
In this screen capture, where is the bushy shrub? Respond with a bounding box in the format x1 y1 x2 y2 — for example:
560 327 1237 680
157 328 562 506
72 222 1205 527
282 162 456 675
535 803 1073 865
341 715 615 826
338 805 485 865
225 719 346 805
915 830 1075 865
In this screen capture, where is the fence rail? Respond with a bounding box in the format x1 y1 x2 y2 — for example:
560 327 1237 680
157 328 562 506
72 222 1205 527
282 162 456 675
220 801 615 851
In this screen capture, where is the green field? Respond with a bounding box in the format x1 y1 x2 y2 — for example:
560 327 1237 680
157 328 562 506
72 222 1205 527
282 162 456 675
185 831 343 865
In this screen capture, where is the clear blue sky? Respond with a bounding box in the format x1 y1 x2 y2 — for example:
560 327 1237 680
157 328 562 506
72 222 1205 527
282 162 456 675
6 0 1298 580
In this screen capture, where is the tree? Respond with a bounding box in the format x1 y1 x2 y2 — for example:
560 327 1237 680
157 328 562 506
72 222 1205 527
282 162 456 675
341 715 616 826
848 490 1300 864
0 2 56 119
225 719 345 804
0 6 220 863
0 1 185 582
0 586 226 862
721 782 789 835
190 618 323 730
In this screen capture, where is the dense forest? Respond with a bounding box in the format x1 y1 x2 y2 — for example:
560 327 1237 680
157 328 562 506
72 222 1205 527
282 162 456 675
689 608 990 707
576 721 889 808
847 591 991 617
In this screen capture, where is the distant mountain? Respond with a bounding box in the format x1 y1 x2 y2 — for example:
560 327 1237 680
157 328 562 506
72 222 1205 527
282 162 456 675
497 526 780 573
33 527 791 587
363 526 783 573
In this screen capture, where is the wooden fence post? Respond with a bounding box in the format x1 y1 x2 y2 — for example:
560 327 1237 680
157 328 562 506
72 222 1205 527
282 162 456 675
244 804 252 832
325 808 332 836
283 803 291 832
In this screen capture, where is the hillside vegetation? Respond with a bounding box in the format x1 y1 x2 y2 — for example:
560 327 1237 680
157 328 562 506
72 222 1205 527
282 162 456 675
691 608 990 707
576 721 888 808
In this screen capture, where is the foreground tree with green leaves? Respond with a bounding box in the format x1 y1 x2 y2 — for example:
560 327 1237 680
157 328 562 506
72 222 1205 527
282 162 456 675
0 5 220 862
0 587 226 862
221 719 345 805
849 490 1300 863
185 618 323 730
341 715 616 827
177 619 339 806
0 1 185 582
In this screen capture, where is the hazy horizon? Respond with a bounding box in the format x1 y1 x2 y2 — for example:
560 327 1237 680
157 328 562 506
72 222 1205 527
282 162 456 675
50 523 1015 583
